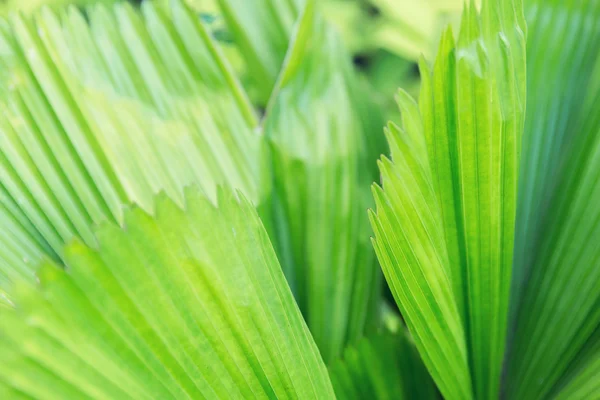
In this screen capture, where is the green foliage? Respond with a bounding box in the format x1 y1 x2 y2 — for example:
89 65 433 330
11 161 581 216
370 0 526 398
0 188 335 398
323 0 466 61
0 0 116 15
329 331 437 399
0 0 598 399
262 0 384 363
507 0 600 398
0 0 263 285
213 0 302 104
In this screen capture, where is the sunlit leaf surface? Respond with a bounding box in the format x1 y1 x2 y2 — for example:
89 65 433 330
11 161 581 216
0 188 335 399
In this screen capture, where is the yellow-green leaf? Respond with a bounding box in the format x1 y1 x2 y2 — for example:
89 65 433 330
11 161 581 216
0 188 335 399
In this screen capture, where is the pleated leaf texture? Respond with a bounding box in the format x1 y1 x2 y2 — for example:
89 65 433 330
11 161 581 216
0 0 265 287
507 0 600 398
369 0 526 399
0 0 397 382
262 0 384 364
0 0 600 398
0 188 336 399
371 0 600 398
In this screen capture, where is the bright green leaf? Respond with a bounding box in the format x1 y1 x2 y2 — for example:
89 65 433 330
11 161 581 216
369 0 527 398
0 188 335 399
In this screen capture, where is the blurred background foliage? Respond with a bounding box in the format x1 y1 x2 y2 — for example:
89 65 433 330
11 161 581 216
322 0 464 105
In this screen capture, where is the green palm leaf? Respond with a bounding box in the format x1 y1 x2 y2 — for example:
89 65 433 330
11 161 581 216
262 0 384 363
0 188 335 399
369 0 526 398
0 0 265 285
506 0 600 398
0 0 598 398
553 331 600 400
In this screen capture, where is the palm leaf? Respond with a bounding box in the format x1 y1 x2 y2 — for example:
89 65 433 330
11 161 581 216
0 187 335 399
552 326 600 399
0 0 265 285
262 0 383 363
369 0 526 398
506 0 600 398
555 364 600 400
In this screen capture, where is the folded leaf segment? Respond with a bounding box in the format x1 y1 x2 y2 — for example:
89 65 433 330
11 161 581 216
262 0 386 363
370 0 526 398
0 189 335 399
507 0 600 398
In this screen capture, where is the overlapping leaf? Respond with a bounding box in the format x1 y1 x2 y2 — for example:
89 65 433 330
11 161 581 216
369 0 526 398
213 0 303 104
0 188 335 399
262 0 384 363
0 0 265 285
329 331 436 400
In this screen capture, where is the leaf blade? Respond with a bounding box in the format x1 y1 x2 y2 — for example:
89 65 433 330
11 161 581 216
262 0 384 362
0 188 335 399
370 1 526 398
